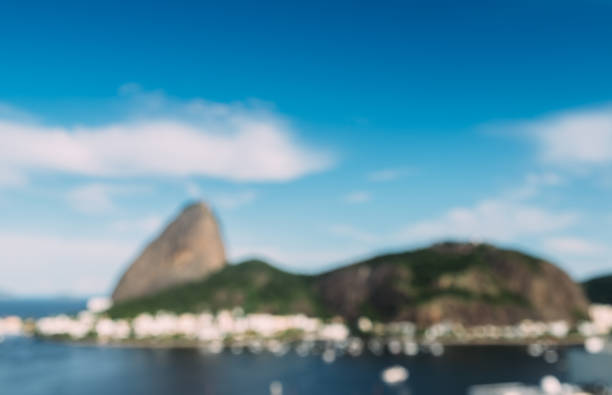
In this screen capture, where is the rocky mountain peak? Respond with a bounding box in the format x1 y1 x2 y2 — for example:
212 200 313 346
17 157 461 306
112 201 226 302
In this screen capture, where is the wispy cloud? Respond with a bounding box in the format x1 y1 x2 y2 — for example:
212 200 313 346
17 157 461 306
0 103 37 123
0 92 334 183
67 183 152 214
329 224 378 244
0 168 27 187
185 182 257 210
214 190 258 209
517 106 612 168
0 232 134 295
367 168 403 182
67 184 116 213
109 215 164 235
398 199 578 243
186 182 204 199
506 172 564 200
542 236 607 257
344 191 371 204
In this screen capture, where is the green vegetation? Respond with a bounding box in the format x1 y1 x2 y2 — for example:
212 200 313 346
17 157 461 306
367 247 489 285
583 274 612 304
357 243 533 307
108 260 329 319
107 243 565 324
361 243 540 285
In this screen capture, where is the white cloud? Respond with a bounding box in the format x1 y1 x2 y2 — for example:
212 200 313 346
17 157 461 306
67 184 116 213
0 168 27 187
0 102 37 123
186 182 204 199
0 232 135 295
543 237 607 257
185 182 257 210
540 236 611 278
507 172 564 200
523 106 612 167
0 97 333 183
66 183 152 214
109 215 164 235
344 191 371 204
214 190 257 209
399 199 578 243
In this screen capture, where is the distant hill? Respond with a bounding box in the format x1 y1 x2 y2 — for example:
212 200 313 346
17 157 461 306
108 242 589 327
583 274 612 304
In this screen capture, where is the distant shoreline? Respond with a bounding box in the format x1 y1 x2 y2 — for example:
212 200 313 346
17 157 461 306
35 335 588 350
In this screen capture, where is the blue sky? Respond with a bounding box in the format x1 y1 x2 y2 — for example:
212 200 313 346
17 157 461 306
1 0 611 295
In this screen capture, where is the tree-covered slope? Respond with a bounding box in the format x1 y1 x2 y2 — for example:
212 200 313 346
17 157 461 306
108 260 329 319
108 242 589 327
316 242 588 326
583 275 612 304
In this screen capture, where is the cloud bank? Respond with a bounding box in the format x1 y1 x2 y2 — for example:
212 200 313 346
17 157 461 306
542 236 607 257
0 96 334 183
522 106 612 167
399 199 577 243
0 232 134 295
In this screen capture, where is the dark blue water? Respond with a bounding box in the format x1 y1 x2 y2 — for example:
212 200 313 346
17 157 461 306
0 298 86 318
1 300 611 395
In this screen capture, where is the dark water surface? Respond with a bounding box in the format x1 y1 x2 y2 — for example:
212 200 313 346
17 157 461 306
1 300 611 395
0 298 86 319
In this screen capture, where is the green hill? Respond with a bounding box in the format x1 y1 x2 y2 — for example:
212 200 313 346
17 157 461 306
108 260 329 319
107 242 589 327
583 274 612 304
315 242 588 326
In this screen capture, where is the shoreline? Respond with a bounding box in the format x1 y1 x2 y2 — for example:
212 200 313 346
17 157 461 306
32 335 589 350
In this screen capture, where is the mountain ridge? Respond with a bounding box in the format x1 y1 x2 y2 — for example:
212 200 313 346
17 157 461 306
108 242 589 327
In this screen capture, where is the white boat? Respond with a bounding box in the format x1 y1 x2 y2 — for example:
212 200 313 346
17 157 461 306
468 376 592 395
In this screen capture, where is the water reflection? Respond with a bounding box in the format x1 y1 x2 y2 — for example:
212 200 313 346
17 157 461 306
1 337 611 395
